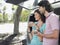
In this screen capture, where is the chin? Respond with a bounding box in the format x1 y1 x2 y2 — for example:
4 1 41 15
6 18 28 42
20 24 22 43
41 12 44 14
35 19 38 21
41 13 43 14
35 19 37 20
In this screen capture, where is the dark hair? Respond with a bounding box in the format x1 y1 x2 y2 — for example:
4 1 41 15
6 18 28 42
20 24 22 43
38 0 53 12
29 14 37 22
34 9 46 23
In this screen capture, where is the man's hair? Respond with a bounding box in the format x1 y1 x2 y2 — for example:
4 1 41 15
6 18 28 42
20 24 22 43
38 0 53 12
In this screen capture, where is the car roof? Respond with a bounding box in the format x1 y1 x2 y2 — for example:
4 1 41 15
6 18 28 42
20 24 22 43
52 1 60 8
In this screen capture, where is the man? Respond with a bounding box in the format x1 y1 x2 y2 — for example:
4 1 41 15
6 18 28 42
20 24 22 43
37 1 59 45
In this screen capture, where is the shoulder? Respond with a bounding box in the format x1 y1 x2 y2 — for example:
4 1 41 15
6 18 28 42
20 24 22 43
50 12 59 19
49 12 59 21
41 23 46 31
43 23 46 26
41 23 46 29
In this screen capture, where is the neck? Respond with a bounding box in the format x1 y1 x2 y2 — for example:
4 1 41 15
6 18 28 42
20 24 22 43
38 19 41 22
38 19 43 24
37 19 43 28
44 11 49 17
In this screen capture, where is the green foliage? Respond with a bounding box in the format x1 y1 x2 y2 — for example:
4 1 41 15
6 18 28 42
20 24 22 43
12 5 18 10
20 10 31 22
3 6 6 11
4 14 8 22
0 13 3 22
0 13 8 23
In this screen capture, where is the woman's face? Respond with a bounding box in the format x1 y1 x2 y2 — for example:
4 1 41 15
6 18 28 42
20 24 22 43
34 12 41 21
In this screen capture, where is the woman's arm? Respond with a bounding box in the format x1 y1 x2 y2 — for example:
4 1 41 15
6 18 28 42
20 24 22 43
31 30 34 37
27 27 33 40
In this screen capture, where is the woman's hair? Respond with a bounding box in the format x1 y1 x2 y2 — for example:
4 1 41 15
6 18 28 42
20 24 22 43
38 0 53 12
34 9 46 23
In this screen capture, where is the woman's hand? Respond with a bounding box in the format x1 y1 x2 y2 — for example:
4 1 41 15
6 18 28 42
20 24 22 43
36 31 41 36
37 31 43 37
28 22 35 27
36 31 43 42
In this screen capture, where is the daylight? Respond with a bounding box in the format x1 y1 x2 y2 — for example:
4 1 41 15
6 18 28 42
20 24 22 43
0 0 60 45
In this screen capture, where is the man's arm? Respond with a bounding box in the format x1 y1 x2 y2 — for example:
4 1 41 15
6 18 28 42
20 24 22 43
37 29 59 39
43 30 59 39
42 15 59 39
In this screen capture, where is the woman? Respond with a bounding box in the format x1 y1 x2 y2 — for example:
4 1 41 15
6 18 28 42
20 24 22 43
29 9 46 45
27 14 37 41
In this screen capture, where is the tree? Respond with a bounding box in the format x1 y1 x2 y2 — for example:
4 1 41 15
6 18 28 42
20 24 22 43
20 10 31 22
3 6 7 23
14 6 22 34
0 13 3 22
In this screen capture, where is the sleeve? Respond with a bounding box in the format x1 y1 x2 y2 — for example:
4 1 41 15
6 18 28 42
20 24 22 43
40 24 46 33
49 16 59 31
32 22 38 30
32 26 36 30
42 24 46 32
